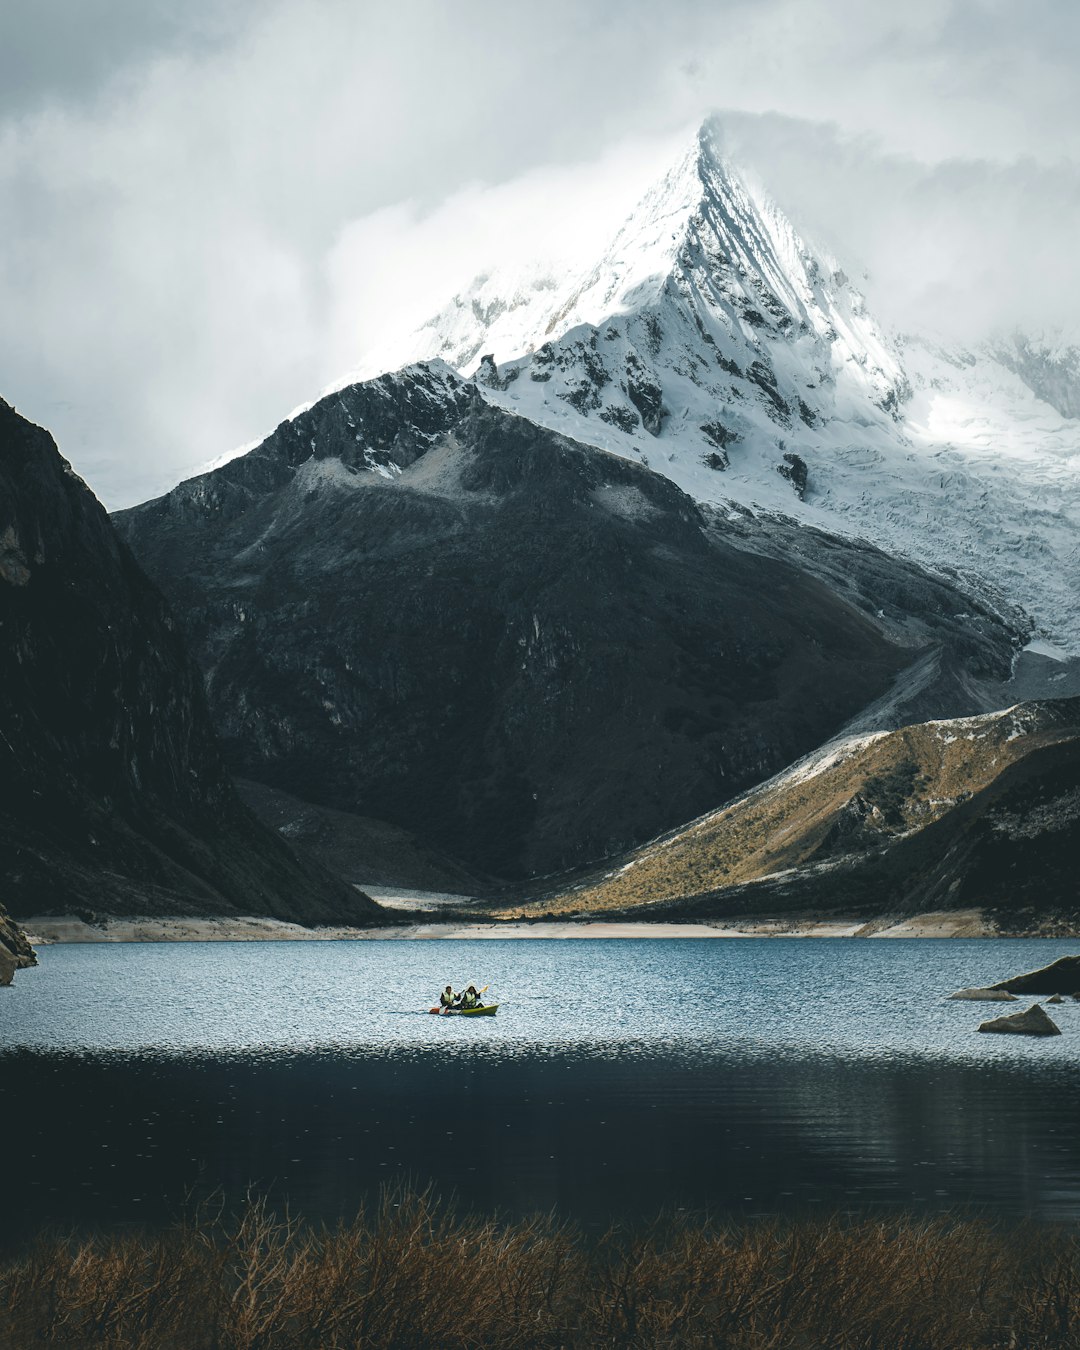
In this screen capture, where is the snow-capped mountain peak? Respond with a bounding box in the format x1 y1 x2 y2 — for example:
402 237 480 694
382 123 902 401
357 120 1080 653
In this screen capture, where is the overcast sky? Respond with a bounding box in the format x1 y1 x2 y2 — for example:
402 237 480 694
3 0 1080 508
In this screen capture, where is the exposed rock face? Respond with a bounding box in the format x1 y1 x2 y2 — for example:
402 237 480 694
0 398 377 925
990 956 1080 995
0 899 32 985
992 332 1080 420
0 902 35 977
115 366 934 880
977 1003 1062 1036
777 452 808 500
949 988 1019 1002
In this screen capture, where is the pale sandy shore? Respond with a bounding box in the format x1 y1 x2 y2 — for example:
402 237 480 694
22 908 994 945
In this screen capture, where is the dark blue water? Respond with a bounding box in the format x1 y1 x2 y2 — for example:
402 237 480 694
3 938 1078 1247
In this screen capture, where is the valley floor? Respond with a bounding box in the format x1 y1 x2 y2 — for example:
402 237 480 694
21 907 997 945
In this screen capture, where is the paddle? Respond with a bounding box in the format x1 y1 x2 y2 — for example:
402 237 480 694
429 984 490 1014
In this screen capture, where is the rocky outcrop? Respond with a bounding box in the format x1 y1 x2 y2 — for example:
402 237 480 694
992 333 1080 420
989 955 1080 995
777 452 808 500
977 1003 1062 1036
0 903 35 976
949 988 1018 1001
116 368 924 881
0 398 379 925
625 359 663 434
475 354 510 392
0 898 33 985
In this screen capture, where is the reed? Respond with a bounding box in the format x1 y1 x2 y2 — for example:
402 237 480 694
2 1187 1078 1348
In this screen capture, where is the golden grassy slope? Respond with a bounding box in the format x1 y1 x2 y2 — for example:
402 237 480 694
503 702 1080 918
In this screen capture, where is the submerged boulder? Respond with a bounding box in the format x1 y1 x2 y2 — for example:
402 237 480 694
949 987 1019 1001
977 1003 1062 1037
989 956 1080 996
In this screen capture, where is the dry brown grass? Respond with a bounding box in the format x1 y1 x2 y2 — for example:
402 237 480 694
3 1190 1079 1348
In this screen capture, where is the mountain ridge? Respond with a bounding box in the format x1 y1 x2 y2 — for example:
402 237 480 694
115 371 990 881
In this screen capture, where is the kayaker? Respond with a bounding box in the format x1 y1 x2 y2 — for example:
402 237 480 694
460 985 484 1010
439 985 457 1011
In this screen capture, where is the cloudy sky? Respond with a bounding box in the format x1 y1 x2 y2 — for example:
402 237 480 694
3 0 1079 507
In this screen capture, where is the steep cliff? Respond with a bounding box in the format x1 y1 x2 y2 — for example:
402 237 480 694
0 398 377 924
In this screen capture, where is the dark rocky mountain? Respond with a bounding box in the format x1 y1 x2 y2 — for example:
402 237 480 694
115 364 1019 882
531 698 1080 933
0 397 378 924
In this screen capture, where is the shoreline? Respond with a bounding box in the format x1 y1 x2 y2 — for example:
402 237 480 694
21 908 1000 945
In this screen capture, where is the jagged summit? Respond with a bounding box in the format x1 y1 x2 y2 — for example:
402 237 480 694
540 122 895 386
383 122 903 412
359 120 1080 653
409 118 909 479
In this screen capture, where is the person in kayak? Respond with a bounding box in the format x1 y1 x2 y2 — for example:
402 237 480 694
439 985 457 1011
460 985 484 1010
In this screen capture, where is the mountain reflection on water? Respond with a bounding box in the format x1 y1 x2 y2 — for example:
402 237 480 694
2 938 1078 1248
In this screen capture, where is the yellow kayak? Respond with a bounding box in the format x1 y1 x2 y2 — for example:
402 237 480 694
429 1004 499 1017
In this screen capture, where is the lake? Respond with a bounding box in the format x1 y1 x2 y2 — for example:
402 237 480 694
2 938 1079 1249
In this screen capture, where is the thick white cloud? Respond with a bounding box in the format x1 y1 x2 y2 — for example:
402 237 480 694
713 113 1080 340
2 0 1078 506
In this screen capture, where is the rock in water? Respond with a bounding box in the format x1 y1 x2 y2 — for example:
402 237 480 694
990 956 1080 995
1047 993 1064 1004
977 1003 1062 1036
949 988 1019 1001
